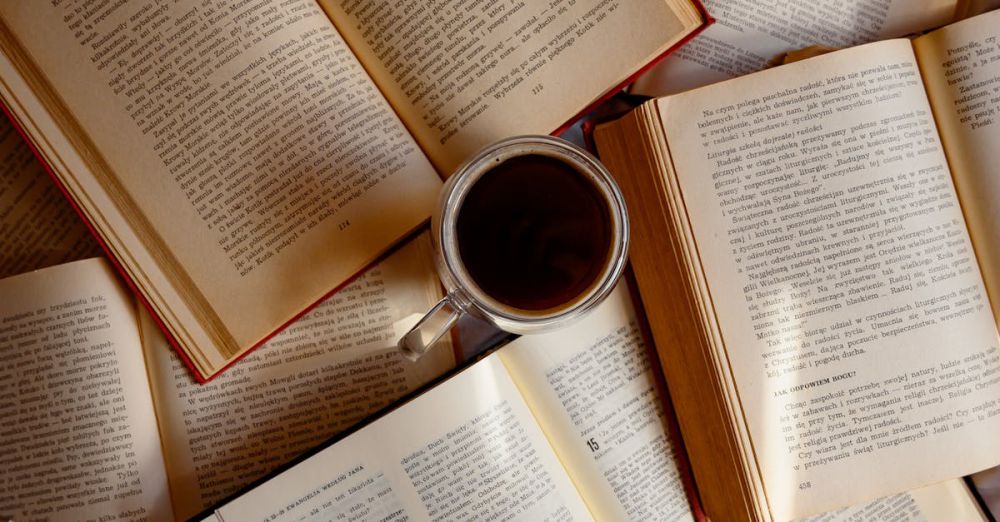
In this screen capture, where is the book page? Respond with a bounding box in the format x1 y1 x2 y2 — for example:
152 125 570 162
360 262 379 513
211 355 593 521
318 0 701 172
499 283 694 522
913 11 1000 325
0 259 172 521
0 0 442 371
143 234 455 520
801 479 986 521
658 40 1000 519
633 0 956 96
0 116 100 278
0 44 232 379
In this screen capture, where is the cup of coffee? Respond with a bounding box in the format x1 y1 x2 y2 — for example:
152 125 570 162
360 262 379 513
398 135 629 360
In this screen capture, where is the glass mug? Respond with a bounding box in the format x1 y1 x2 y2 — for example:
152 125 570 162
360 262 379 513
399 135 629 360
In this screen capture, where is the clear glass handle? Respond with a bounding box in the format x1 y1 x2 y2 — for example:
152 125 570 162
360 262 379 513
399 292 466 361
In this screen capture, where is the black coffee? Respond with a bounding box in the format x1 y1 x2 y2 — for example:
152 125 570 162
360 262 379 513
456 153 613 311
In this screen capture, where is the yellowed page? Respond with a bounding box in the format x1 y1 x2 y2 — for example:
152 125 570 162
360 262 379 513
647 103 771 518
0 115 100 278
319 0 700 172
633 0 956 96
499 283 694 522
210 355 594 521
0 30 227 377
0 259 172 521
913 10 1000 325
143 234 455 520
0 0 441 374
800 480 987 521
659 40 1000 519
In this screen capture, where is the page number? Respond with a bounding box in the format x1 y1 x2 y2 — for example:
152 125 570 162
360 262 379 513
532 84 544 95
338 220 351 231
586 437 600 452
799 481 812 490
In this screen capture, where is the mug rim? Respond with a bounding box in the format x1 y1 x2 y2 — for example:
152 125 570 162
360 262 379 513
436 135 629 330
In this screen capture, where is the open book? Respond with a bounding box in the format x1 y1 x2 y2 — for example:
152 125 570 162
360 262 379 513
0 239 455 521
208 283 697 521
595 10 1000 521
0 0 707 381
205 284 986 522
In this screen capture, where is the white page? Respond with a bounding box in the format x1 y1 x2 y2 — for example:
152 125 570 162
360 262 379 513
0 259 172 521
212 356 593 521
499 284 694 522
914 10 1000 327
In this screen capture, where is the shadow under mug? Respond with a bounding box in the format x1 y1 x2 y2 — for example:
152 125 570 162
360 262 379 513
398 135 629 360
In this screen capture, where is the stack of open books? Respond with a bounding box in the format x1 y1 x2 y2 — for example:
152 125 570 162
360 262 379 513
1 0 999 521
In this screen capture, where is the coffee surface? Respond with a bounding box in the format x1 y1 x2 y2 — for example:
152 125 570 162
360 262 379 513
456 154 612 311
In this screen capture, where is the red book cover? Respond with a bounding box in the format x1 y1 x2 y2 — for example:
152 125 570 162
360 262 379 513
1 1 712 383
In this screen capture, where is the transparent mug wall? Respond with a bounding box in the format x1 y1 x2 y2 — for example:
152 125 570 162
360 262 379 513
399 135 629 361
